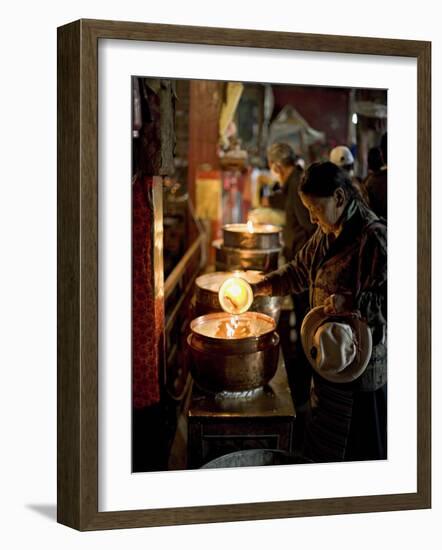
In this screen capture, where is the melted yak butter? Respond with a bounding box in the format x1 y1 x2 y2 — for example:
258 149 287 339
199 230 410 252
215 317 255 339
194 315 272 339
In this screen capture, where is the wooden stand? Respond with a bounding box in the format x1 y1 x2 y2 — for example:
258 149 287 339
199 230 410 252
187 353 295 468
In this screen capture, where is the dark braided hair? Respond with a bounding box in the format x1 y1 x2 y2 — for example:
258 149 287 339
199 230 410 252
299 161 359 200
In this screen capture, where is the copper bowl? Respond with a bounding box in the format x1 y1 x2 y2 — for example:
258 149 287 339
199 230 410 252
188 311 280 393
212 239 281 273
194 270 283 323
222 223 282 250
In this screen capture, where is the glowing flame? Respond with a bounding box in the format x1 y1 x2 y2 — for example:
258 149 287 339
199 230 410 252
247 220 254 233
228 281 243 300
226 315 239 338
219 276 253 315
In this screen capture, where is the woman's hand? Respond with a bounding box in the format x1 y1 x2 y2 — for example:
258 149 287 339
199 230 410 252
323 293 354 315
250 280 273 297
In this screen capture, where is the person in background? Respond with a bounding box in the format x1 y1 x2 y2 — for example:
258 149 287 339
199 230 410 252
295 157 306 171
364 133 387 220
329 144 356 175
329 145 369 205
266 143 316 449
253 161 387 463
366 146 384 175
267 143 315 260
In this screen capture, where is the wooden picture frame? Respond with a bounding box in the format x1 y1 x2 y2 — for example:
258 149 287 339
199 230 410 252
57 18 431 530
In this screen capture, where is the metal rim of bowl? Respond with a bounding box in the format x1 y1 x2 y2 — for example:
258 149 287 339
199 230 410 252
189 311 276 342
187 330 280 356
222 223 282 234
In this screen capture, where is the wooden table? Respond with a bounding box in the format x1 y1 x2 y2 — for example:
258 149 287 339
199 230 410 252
187 352 295 468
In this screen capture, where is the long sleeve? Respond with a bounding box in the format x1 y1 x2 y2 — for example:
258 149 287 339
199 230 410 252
263 231 318 296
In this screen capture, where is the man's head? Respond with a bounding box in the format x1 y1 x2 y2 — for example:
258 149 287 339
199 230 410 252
267 142 297 185
329 145 355 176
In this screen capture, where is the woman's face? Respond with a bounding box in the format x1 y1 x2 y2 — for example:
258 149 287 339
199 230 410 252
300 190 346 235
268 161 283 184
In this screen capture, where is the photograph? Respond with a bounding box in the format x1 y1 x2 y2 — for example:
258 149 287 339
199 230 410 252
131 76 388 473
56 18 430 530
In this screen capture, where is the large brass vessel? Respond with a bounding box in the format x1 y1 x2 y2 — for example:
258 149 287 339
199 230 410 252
188 311 280 393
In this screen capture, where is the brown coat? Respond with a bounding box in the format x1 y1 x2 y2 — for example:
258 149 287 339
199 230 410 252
266 199 387 391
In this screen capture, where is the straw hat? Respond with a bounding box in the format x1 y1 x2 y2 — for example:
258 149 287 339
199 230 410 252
301 306 372 383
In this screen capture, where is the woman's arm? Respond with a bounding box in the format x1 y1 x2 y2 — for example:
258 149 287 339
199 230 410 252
253 232 317 297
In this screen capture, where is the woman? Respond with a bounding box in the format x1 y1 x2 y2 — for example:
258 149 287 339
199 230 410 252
253 161 387 462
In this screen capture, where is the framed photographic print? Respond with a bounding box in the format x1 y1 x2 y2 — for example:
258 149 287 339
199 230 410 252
57 19 431 530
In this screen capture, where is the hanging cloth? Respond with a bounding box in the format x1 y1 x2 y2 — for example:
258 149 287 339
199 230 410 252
132 175 162 409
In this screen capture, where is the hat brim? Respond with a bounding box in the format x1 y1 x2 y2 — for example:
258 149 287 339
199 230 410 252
301 306 372 383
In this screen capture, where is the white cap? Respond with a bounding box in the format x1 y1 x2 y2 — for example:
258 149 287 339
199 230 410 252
329 145 354 167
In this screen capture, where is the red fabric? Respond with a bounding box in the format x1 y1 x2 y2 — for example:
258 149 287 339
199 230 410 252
132 176 162 409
